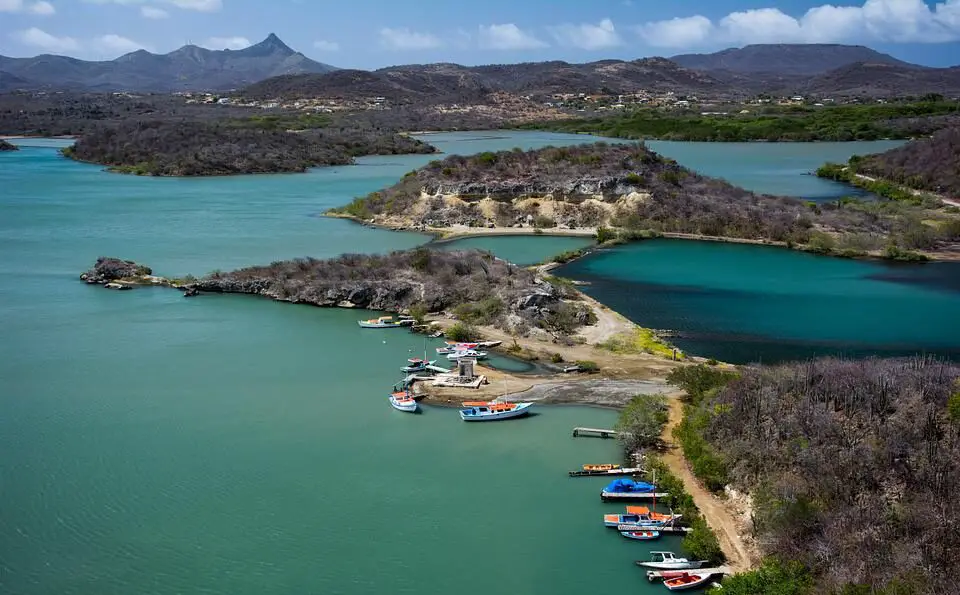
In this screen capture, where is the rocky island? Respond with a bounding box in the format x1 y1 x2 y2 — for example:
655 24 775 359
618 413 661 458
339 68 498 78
0 139 19 151
62 120 436 176
80 249 598 337
331 142 960 260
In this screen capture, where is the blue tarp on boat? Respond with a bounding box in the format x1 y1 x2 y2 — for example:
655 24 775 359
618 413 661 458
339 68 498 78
603 478 656 493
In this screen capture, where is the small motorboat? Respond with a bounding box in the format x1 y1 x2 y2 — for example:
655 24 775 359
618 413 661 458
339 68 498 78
620 530 660 541
635 551 705 570
446 349 487 361
626 506 682 524
436 342 479 355
400 358 436 372
584 464 621 472
459 402 532 421
389 390 419 413
663 572 713 591
358 316 414 329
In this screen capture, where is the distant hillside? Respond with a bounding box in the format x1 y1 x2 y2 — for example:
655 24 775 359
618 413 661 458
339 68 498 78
0 34 336 92
671 43 913 76
244 57 729 101
799 62 960 97
856 127 960 196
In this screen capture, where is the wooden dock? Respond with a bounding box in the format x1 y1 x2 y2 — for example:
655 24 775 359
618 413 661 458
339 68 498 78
601 490 670 502
617 524 691 534
568 466 643 478
645 566 731 582
572 427 623 439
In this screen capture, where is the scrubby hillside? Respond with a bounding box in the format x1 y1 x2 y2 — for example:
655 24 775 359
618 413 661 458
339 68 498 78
674 357 960 594
855 127 960 196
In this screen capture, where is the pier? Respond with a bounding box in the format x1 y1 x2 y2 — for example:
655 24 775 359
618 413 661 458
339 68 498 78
617 524 691 534
568 466 643 477
645 566 731 582
572 427 623 439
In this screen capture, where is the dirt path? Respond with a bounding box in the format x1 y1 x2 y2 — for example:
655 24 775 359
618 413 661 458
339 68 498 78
854 173 960 208
660 396 758 573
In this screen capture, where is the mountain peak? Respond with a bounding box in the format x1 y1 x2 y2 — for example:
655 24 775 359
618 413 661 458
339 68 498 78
246 33 293 54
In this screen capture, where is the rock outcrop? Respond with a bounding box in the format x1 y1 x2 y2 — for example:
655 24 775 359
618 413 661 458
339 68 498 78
0 139 19 151
80 257 153 285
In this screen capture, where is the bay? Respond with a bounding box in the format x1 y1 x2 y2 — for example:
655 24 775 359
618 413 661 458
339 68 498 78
557 239 960 364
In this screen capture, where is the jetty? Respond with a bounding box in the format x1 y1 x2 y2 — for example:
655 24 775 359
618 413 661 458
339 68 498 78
569 466 644 478
645 566 731 582
572 427 623 439
617 524 691 534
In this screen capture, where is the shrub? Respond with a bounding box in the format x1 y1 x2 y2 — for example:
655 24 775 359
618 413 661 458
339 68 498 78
446 322 478 342
666 364 738 405
550 353 564 363
532 214 556 229
408 302 428 325
682 517 725 566
596 226 616 243
575 360 599 373
615 394 669 451
720 559 814 595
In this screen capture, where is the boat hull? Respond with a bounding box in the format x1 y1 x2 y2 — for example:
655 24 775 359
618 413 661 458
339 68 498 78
637 561 705 570
459 402 532 421
663 573 713 591
620 530 661 541
389 396 419 413
601 491 670 502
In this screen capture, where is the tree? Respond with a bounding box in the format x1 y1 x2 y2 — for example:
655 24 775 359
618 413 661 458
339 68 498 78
615 394 669 451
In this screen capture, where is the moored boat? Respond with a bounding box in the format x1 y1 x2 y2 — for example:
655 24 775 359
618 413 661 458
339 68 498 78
446 349 487 361
436 342 479 355
569 464 643 477
601 478 668 502
635 552 705 570
400 358 436 372
388 389 419 413
626 506 682 524
603 512 667 528
459 402 532 421
620 530 660 541
663 572 713 591
358 316 415 329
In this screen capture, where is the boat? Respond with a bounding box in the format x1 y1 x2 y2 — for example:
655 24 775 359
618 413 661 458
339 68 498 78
635 552 706 570
569 464 644 478
626 506 682 524
388 383 419 413
476 340 502 348
586 464 620 471
620 530 660 541
446 349 487 361
459 402 532 422
600 478 668 502
358 316 414 329
436 342 479 355
663 572 713 591
400 358 436 372
603 512 669 528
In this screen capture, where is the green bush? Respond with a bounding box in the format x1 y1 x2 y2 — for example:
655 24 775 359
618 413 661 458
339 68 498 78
574 360 599 373
550 353 564 363
408 303 428 325
720 559 814 595
532 214 556 229
666 364 739 406
596 226 616 243
446 322 478 343
614 394 669 451
453 297 504 326
682 517 725 566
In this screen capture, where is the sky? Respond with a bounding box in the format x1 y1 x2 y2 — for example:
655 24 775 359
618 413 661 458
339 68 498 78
1 0 959 67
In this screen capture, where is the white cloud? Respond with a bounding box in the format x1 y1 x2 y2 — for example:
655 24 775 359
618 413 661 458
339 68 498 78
477 23 548 50
549 18 622 50
12 27 80 52
378 27 442 50
96 33 151 54
28 1 54 14
1 0 56 13
167 0 220 10
141 5 168 18
203 36 250 49
637 0 960 48
312 39 339 52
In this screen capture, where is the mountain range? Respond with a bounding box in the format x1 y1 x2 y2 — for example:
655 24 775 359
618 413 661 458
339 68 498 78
0 33 335 92
2 36 958 99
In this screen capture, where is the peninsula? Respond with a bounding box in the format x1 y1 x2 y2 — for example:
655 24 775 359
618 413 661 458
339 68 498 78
61 120 436 176
331 142 960 260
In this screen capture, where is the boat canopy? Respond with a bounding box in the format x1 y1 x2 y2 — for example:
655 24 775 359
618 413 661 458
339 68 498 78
604 478 656 493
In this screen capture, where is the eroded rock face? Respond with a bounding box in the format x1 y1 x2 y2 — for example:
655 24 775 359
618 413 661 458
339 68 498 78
80 257 152 285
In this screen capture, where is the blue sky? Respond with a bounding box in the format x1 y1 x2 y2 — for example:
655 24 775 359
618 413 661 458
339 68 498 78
1 0 959 67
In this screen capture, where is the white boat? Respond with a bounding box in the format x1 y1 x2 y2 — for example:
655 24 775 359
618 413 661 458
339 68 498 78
446 349 487 361
389 391 419 413
436 342 479 355
400 358 436 372
459 402 532 421
663 572 713 591
636 552 706 570
358 316 414 329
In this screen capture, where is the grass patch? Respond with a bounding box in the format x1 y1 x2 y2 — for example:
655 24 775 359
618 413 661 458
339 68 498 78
598 328 681 359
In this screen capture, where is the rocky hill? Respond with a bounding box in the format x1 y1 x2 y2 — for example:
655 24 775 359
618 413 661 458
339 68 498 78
81 250 596 337
0 139 19 151
62 119 436 176
671 43 912 76
855 127 960 196
332 143 960 259
243 57 729 101
798 62 960 97
0 34 336 92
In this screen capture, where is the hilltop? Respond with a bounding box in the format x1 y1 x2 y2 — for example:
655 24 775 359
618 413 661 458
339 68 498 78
670 43 913 76
855 127 960 196
0 34 336 92
332 143 960 260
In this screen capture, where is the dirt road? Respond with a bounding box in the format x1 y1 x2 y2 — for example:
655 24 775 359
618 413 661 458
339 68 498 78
660 397 759 573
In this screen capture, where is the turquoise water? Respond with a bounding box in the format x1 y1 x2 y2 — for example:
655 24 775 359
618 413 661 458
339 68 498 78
436 235 595 266
0 134 935 593
1 134 681 595
558 239 960 364
647 140 904 200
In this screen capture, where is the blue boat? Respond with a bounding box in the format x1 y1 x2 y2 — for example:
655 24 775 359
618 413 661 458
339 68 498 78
600 478 668 502
459 402 532 421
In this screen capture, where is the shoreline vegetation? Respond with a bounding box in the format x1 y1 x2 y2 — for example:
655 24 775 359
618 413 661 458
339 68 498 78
59 119 436 176
328 142 960 262
520 100 960 142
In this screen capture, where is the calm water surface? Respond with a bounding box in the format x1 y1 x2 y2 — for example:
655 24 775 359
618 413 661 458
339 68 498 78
436 234 595 266
1 133 673 595
558 239 960 364
0 133 931 593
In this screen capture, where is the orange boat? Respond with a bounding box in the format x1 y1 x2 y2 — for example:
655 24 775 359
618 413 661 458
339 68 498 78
627 506 682 523
663 572 713 591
